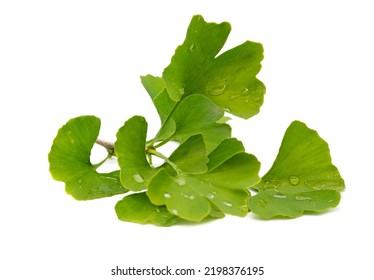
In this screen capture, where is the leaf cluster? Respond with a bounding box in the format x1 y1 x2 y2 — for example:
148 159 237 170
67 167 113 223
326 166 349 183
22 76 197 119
48 15 345 226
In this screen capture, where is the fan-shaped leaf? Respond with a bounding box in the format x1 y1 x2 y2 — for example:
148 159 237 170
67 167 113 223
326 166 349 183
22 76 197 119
48 116 127 200
163 15 265 119
249 121 345 218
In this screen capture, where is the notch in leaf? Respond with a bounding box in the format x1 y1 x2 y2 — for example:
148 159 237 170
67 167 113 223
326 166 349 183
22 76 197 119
163 15 266 119
48 116 128 200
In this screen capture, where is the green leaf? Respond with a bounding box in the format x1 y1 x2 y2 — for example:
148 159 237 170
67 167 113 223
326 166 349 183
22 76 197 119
157 94 231 152
115 192 224 226
248 189 341 219
162 15 265 119
115 192 182 226
141 75 176 123
207 138 245 171
147 152 260 222
115 116 157 191
248 121 345 219
140 75 166 100
259 121 345 192
169 134 209 174
48 116 127 200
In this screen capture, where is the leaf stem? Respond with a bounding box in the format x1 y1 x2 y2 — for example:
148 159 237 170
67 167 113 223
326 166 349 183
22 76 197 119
147 147 181 175
92 153 111 170
95 139 115 155
154 135 175 149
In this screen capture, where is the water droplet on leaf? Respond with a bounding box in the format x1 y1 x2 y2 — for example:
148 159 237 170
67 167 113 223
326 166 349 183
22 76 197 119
273 193 287 199
171 209 178 215
164 193 172 199
223 201 233 207
175 177 186 186
207 193 215 200
179 88 185 95
295 196 311 201
189 43 195 52
230 88 249 100
132 174 144 183
209 84 227 96
289 175 300 185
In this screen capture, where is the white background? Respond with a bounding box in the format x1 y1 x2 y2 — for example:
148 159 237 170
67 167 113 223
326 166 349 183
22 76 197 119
1 0 373 279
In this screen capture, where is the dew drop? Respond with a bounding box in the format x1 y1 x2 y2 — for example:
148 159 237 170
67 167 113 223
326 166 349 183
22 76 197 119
207 193 215 200
132 174 144 183
273 193 287 199
164 192 172 199
223 201 233 207
171 209 178 215
289 175 300 186
189 43 195 52
175 177 186 186
295 196 311 201
230 88 249 100
155 208 161 213
209 84 227 96
189 195 195 200
179 88 185 95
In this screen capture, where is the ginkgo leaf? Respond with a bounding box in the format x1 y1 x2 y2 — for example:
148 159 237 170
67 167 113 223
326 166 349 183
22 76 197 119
248 189 341 219
141 75 165 100
258 121 345 192
248 121 345 219
48 116 127 200
147 152 260 222
141 75 176 123
168 134 209 174
115 116 157 191
115 192 182 226
157 94 231 152
48 15 345 226
115 192 225 226
207 138 245 171
162 15 265 119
